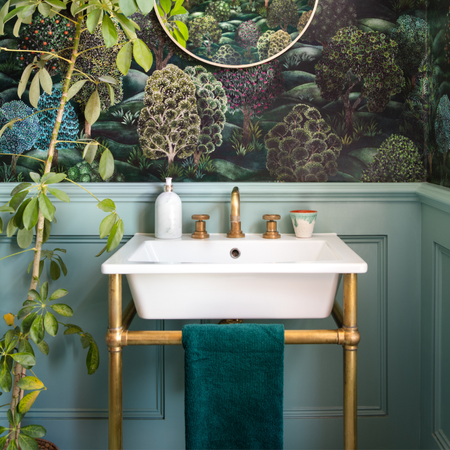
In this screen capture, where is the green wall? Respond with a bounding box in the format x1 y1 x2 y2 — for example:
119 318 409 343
2 181 442 449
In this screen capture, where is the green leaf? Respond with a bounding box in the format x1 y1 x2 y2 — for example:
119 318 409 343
23 197 38 230
49 288 68 301
119 0 138 16
11 352 35 367
99 213 116 239
14 198 31 229
0 427 7 437
0 217 2 234
11 182 31 197
17 227 33 249
21 312 37 334
99 148 114 180
9 189 28 211
106 83 115 107
55 255 67 276
4 5 24 23
18 4 35 19
43 173 66 184
84 90 101 125
0 362 12 392
114 13 136 37
50 303 73 317
133 39 153 72
49 260 60 280
160 0 170 14
97 198 116 212
20 425 46 439
174 20 188 39
17 376 44 391
28 72 40 108
18 339 35 359
41 281 48 301
44 312 58 336
7 437 18 450
67 80 87 101
86 8 102 33
43 0 66 9
42 219 51 244
173 28 186 47
30 315 44 344
18 391 40 414
107 218 124 252
47 188 70 203
18 64 34 99
39 68 52 95
18 433 39 450
13 16 22 37
86 341 100 375
0 205 14 213
38 1 51 16
136 0 153 14
35 340 49 355
0 437 7 449
171 6 187 15
82 142 98 164
4 329 15 351
116 41 132 76
63 324 83 335
18 306 34 320
0 0 11 35
38 193 55 222
101 13 118 48
6 409 13 426
29 172 40 183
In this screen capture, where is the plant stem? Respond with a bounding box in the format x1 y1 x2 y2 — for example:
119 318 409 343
8 12 85 443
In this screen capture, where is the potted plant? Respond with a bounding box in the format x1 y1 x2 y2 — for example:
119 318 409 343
0 0 155 447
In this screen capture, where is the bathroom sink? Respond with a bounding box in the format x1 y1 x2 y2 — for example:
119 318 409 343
101 233 367 319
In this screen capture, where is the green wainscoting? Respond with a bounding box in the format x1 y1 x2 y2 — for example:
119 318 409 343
0 182 447 449
420 185 450 450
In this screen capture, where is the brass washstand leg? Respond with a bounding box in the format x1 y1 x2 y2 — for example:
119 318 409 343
343 274 359 450
107 274 123 450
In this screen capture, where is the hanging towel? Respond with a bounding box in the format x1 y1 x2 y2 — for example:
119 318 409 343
182 323 284 450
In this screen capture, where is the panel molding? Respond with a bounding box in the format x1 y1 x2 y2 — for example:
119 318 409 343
0 235 165 421
284 235 388 418
433 243 450 449
0 182 421 204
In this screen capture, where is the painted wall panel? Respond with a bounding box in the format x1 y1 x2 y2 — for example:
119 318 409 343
421 198 450 450
0 183 424 449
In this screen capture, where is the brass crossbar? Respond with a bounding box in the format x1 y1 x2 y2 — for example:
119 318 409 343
106 273 359 450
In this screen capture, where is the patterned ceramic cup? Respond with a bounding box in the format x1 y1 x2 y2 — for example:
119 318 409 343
290 210 317 238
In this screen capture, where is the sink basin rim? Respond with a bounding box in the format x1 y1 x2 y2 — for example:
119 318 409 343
101 233 368 275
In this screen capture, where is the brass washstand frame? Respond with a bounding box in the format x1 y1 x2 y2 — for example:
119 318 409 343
106 273 360 450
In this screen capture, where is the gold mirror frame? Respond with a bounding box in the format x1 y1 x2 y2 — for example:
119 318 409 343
155 0 318 68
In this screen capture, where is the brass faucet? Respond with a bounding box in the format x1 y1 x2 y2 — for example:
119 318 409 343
227 186 245 238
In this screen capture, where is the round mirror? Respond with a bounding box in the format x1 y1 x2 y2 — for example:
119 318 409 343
155 0 318 68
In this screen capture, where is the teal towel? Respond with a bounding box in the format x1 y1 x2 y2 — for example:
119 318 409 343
182 323 284 450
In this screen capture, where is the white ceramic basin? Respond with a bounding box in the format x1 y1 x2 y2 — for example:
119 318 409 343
101 233 367 319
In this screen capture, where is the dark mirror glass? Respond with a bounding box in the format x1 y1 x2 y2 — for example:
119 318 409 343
155 0 318 67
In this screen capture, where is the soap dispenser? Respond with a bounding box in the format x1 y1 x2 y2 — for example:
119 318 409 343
155 177 182 239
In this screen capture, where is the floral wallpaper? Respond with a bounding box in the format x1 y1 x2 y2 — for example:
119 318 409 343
0 0 443 184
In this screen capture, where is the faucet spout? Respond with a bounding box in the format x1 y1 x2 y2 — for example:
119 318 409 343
227 187 245 238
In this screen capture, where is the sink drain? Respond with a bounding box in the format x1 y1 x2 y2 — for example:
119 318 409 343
230 248 241 259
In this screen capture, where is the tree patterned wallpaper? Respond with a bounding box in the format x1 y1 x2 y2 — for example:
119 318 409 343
0 0 448 186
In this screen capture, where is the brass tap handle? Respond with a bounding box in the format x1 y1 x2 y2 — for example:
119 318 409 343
191 214 210 239
263 214 281 239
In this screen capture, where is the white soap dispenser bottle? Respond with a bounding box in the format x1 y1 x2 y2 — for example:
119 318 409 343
155 177 182 239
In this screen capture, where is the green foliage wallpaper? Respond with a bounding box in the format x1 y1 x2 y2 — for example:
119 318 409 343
0 0 448 185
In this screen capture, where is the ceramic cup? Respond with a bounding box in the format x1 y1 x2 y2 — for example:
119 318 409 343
290 210 317 238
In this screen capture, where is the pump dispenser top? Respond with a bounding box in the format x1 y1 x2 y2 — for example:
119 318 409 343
155 177 182 239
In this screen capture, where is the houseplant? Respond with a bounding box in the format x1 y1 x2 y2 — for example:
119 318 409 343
0 0 155 447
